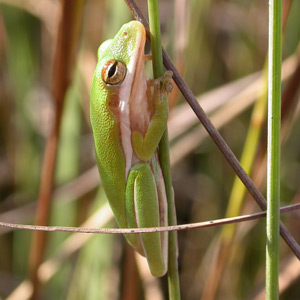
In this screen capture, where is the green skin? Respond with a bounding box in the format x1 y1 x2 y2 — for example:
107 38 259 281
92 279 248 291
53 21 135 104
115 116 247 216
90 21 171 277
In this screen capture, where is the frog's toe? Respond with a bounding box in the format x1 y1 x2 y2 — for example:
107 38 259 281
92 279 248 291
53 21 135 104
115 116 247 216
162 71 173 93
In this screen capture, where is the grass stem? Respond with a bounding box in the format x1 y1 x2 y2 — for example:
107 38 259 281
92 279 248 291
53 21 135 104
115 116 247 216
266 0 282 298
147 1 181 299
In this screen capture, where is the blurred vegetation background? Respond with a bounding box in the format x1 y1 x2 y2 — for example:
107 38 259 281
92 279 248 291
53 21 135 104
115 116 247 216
0 0 300 299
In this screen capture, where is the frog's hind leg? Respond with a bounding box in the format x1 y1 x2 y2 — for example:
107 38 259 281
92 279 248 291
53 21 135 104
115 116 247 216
125 161 167 277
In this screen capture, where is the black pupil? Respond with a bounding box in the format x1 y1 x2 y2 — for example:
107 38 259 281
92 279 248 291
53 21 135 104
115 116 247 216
108 61 118 78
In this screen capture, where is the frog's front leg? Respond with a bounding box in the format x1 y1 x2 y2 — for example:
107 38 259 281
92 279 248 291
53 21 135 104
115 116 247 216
132 71 173 161
125 162 168 277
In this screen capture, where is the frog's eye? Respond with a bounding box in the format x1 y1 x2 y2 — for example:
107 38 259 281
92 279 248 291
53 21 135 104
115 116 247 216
101 59 127 85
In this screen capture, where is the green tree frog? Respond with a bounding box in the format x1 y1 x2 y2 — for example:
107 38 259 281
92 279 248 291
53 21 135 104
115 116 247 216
90 20 172 277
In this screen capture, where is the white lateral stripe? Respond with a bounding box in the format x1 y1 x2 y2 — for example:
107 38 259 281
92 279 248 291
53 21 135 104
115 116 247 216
118 31 143 178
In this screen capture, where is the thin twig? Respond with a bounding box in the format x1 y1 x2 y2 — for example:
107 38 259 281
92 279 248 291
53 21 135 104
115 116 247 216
1 203 299 234
123 0 300 260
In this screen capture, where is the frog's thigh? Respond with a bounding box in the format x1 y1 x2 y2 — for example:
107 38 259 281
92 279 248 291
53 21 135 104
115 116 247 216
126 161 167 277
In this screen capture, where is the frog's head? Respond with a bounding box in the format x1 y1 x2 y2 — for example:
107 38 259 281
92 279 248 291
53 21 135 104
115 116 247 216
96 21 146 87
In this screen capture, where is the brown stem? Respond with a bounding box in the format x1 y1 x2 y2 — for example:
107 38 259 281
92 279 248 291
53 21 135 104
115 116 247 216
28 1 84 299
121 244 140 300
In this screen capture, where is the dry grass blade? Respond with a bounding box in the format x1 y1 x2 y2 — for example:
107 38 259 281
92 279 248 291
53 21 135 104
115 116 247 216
170 54 298 165
168 72 260 140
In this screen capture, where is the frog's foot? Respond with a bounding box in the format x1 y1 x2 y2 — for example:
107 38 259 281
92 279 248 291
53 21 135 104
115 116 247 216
149 70 173 95
161 70 173 94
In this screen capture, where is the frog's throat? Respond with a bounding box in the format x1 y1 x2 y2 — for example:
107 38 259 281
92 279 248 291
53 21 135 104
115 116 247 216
118 26 148 177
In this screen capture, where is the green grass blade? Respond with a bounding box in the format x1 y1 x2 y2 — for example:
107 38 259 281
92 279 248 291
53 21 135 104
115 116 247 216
266 0 282 299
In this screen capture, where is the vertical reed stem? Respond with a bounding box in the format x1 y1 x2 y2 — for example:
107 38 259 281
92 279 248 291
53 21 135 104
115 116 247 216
147 1 181 299
266 0 282 298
